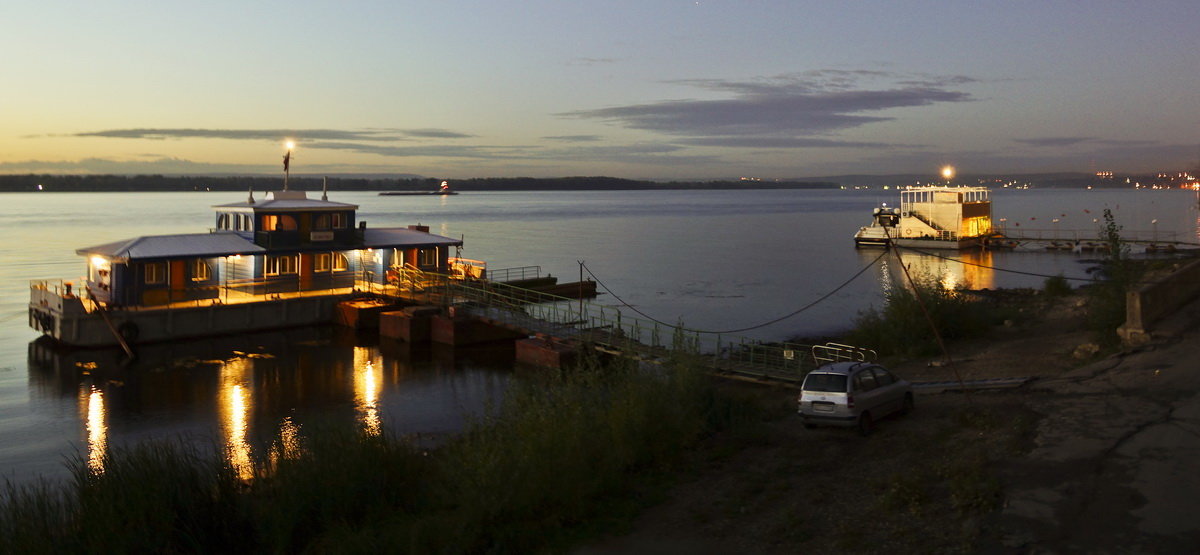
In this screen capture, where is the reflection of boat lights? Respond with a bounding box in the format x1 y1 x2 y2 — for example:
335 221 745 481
220 358 254 480
270 417 302 467
84 385 107 474
354 347 382 436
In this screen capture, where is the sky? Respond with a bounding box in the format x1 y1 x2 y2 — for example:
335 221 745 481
2 1 1198 180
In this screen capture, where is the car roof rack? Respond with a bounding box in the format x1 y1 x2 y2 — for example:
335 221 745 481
811 342 877 367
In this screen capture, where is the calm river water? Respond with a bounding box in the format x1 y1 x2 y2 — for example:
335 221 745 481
1 187 1197 483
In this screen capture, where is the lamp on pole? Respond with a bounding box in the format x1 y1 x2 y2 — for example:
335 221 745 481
283 141 295 191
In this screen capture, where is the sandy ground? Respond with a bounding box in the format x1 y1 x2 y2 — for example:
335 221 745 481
577 290 1200 553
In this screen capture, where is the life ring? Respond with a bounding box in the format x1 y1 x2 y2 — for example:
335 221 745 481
903 228 914 237
117 322 140 343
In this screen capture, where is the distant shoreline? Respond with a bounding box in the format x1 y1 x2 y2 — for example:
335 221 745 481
0 172 1187 192
0 174 838 193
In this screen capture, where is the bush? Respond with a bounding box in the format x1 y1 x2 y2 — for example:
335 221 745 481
848 272 998 357
1086 209 1144 345
1043 274 1072 297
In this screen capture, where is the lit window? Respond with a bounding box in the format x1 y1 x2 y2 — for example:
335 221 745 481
315 253 331 272
331 213 347 229
145 262 166 284
266 255 299 276
314 214 331 230
333 253 349 271
191 259 211 281
417 248 437 267
262 215 298 231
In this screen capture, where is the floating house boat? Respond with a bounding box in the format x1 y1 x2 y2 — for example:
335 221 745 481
30 187 476 348
854 186 999 249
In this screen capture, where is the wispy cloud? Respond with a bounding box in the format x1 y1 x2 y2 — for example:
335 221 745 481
560 71 975 145
567 57 621 66
66 127 473 141
1013 137 1094 147
542 135 603 142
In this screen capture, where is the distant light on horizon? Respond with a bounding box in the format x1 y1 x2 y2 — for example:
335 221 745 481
941 165 956 181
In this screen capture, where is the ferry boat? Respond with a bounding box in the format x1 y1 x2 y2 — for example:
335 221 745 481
854 185 1000 249
29 183 480 348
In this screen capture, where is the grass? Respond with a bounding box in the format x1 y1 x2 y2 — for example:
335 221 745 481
847 271 1004 357
0 349 751 554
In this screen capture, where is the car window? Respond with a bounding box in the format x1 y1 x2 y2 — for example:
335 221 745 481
872 367 895 386
856 370 878 392
803 373 847 393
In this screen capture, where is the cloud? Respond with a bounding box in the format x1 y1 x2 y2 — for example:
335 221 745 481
678 137 891 148
542 135 604 142
559 71 974 143
1013 137 1095 147
567 57 621 66
68 127 473 141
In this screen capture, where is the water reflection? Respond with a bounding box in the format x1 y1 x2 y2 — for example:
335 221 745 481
354 346 383 436
25 327 513 484
219 357 254 480
79 384 107 474
868 248 998 293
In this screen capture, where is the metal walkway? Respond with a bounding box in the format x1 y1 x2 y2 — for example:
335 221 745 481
430 277 819 382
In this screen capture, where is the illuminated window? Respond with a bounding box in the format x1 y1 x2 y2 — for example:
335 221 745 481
333 253 349 271
144 262 166 284
315 253 331 272
263 215 298 231
266 255 299 276
314 214 331 230
331 213 347 229
417 248 437 267
191 259 211 281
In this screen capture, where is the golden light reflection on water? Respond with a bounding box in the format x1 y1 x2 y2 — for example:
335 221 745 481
80 385 107 474
885 249 997 292
354 346 383 436
269 417 302 468
220 357 254 480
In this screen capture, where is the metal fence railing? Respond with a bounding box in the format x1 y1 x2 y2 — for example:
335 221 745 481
436 277 820 382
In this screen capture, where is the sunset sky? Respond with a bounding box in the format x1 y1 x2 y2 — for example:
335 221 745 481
3 1 1198 179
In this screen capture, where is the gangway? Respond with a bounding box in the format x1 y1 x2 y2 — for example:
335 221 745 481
422 276 824 382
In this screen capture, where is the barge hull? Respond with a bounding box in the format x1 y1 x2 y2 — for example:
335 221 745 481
30 294 355 349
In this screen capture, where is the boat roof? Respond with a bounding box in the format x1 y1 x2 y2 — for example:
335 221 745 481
79 228 462 262
363 228 462 249
77 232 266 262
213 190 358 212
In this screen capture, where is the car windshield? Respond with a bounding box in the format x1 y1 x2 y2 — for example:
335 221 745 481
803 373 848 393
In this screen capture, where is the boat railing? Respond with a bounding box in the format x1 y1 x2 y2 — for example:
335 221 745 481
488 265 543 283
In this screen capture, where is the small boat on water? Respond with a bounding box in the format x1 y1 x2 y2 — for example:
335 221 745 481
853 185 1004 250
379 180 458 196
29 181 480 349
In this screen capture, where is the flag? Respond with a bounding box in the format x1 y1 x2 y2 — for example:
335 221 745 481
283 151 291 172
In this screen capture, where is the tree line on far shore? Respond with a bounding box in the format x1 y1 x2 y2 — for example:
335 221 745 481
0 174 838 193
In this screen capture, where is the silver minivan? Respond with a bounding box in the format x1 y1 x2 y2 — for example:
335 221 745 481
798 361 913 435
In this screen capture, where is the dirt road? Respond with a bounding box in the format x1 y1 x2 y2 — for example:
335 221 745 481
579 291 1200 553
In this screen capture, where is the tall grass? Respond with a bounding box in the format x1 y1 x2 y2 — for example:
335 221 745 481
847 271 999 357
0 349 744 553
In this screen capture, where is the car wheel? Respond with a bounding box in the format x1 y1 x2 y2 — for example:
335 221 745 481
857 412 873 436
900 393 914 416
